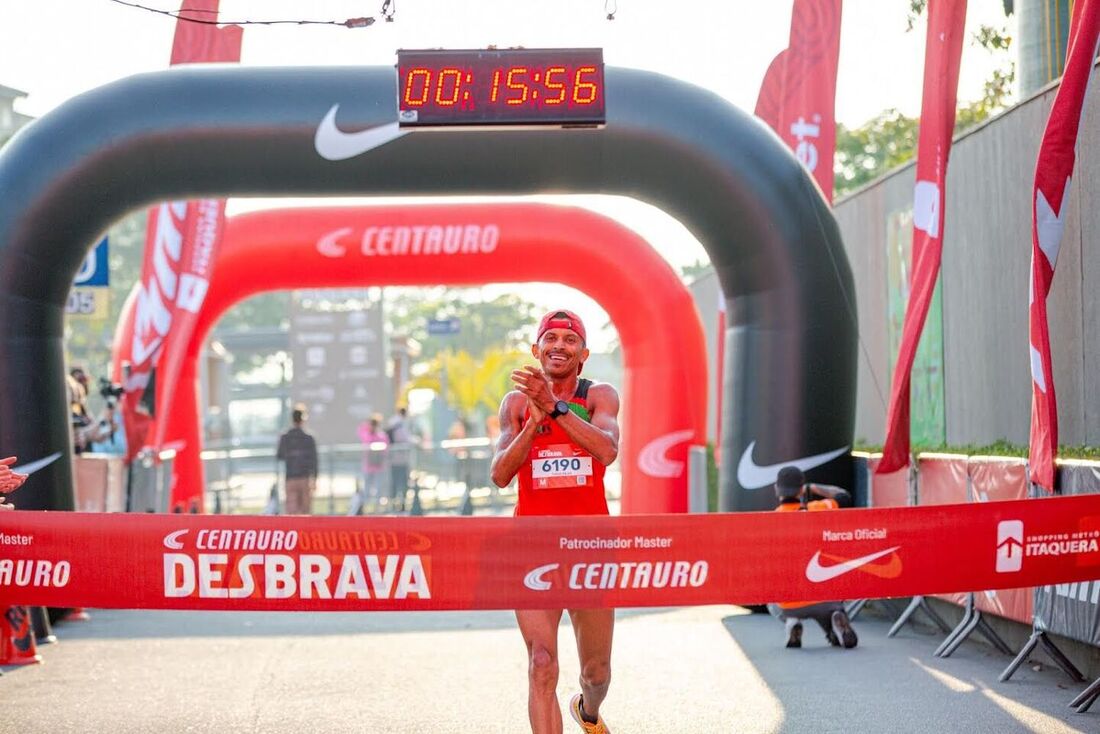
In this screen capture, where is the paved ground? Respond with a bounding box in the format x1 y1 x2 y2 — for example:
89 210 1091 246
3 605 1096 733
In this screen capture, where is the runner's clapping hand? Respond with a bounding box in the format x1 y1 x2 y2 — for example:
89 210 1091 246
510 365 556 413
0 456 27 509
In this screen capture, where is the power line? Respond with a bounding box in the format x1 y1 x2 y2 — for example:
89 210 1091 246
107 0 377 29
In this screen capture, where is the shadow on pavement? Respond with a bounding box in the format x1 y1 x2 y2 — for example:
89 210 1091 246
720 610 1095 733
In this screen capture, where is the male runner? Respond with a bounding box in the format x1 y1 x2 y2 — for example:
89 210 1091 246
490 309 620 734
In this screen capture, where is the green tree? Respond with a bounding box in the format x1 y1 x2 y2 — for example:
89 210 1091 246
405 347 526 426
214 291 290 335
834 110 920 195
834 12 1015 197
387 288 541 359
679 259 713 283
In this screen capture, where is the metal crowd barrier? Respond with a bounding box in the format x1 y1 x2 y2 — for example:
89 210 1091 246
126 449 177 513
198 437 518 515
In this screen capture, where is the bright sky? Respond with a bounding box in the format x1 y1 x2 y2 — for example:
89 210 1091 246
1 0 1016 350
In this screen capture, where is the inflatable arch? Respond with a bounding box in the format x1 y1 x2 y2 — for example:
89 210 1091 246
0 65 856 513
116 203 708 514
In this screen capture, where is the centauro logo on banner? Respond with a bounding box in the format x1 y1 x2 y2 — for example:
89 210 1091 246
161 528 431 600
0 559 72 588
316 224 500 258
524 560 709 591
996 519 1100 574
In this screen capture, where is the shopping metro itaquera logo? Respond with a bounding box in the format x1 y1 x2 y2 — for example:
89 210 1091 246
996 518 1100 574
996 520 1024 573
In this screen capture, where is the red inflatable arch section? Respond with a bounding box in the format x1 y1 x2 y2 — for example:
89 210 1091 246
124 203 707 514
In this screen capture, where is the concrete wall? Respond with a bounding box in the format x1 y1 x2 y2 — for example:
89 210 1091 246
834 74 1100 448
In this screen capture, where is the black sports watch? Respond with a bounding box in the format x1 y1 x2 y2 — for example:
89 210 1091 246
549 400 570 419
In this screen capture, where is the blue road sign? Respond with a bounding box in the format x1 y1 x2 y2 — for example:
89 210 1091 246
427 317 461 335
74 237 109 287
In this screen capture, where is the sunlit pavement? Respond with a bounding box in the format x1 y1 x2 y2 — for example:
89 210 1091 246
2 605 1095 733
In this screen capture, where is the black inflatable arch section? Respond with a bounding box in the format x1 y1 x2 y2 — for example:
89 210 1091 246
0 66 856 513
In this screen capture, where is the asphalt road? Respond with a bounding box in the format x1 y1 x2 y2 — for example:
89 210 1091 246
2 605 1096 733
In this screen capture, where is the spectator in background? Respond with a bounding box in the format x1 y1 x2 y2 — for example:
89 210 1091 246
0 456 28 509
767 466 858 649
385 407 415 512
90 402 127 455
68 366 115 454
276 405 318 515
358 414 389 509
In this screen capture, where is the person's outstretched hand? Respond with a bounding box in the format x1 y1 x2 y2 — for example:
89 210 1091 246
0 456 28 502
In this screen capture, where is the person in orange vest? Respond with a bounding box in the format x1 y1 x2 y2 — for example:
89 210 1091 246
768 465 858 649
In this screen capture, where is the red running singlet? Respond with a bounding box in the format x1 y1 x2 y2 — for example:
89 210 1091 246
515 378 609 517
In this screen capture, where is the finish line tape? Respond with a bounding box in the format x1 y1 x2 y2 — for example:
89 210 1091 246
1 495 1099 611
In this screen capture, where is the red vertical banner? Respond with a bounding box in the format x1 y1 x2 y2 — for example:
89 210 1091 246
754 49 787 132
878 0 967 474
1028 0 1100 491
755 0 843 202
114 2 242 482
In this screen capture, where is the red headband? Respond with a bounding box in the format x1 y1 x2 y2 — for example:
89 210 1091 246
537 309 586 343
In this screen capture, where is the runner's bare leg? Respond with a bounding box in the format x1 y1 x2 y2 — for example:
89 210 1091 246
517 608 565 734
568 608 614 721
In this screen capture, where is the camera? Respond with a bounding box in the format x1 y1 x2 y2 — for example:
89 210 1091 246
98 377 125 410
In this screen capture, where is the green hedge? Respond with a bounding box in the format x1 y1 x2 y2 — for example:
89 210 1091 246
852 439 1100 461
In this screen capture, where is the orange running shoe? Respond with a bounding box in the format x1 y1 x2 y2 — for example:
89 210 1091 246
569 693 610 733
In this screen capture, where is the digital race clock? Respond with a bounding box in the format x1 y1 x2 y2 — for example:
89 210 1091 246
396 48 606 128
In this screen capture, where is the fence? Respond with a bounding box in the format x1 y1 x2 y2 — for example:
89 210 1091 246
856 452 1100 711
200 438 622 516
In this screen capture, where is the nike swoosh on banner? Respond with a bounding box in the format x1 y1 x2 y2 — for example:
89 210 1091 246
805 546 902 583
816 550 903 579
12 452 63 476
637 429 695 478
314 105 408 161
736 441 849 489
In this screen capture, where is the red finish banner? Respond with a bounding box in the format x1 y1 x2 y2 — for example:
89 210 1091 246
2 496 1099 612
879 0 967 473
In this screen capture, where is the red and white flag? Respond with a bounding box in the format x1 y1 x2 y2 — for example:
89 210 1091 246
1028 0 1100 491
115 1 242 463
755 0 843 202
878 0 967 474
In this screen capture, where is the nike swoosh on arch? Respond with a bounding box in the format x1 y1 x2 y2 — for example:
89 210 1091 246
805 546 901 583
314 104 408 161
736 441 849 489
12 452 63 476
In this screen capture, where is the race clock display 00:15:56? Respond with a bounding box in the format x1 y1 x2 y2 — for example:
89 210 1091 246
396 48 606 127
